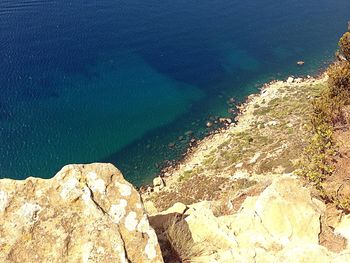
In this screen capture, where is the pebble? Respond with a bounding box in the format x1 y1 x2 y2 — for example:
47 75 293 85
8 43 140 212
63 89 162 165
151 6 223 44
228 108 236 114
185 130 193 136
219 118 232 124
235 162 243 168
286 77 294 84
206 121 213 128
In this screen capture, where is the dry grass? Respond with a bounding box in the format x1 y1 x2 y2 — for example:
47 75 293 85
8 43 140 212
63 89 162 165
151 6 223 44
165 216 206 262
198 81 325 177
143 77 328 211
297 31 350 210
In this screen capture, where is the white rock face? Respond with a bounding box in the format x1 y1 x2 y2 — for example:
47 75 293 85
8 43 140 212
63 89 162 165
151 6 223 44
0 190 9 213
153 176 165 191
185 203 239 249
287 77 294 84
159 175 350 263
19 202 41 223
87 171 106 194
335 214 350 248
59 176 80 200
125 211 139 231
248 152 261 164
0 163 163 263
253 176 322 245
110 199 128 224
116 182 132 196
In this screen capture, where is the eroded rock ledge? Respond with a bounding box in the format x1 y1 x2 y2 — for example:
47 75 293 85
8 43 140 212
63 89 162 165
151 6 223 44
2 165 350 263
147 175 350 263
0 163 163 263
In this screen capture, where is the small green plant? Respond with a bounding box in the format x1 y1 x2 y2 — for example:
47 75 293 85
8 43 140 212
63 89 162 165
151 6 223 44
178 170 194 182
328 61 350 96
296 83 341 188
297 122 335 187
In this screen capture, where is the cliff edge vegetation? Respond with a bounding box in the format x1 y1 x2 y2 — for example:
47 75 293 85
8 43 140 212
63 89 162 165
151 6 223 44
297 30 350 210
140 30 350 262
142 74 327 211
143 30 350 213
2 31 350 263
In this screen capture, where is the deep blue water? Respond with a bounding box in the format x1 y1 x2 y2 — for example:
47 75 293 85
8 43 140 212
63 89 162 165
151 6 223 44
1 0 350 185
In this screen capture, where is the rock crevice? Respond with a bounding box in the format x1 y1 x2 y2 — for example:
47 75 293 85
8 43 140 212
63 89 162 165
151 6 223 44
0 163 163 263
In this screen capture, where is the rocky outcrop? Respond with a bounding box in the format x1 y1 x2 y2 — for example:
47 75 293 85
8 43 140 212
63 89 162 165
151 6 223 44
0 163 163 263
1 163 349 262
149 175 350 262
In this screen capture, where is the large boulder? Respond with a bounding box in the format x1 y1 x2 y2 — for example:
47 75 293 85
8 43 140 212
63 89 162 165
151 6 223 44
153 175 350 262
184 201 238 250
222 175 325 249
0 163 163 263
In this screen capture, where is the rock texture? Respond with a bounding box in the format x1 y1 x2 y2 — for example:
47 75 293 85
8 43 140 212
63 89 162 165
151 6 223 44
0 163 163 263
149 175 350 263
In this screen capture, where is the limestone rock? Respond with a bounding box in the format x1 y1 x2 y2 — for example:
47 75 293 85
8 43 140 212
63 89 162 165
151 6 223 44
153 177 165 192
145 174 350 262
144 200 158 215
192 248 275 263
276 244 331 263
160 202 187 216
0 163 163 263
254 176 324 245
163 175 350 262
184 202 238 251
248 152 261 164
223 176 324 249
287 77 294 84
335 214 350 248
148 202 188 234
235 162 243 168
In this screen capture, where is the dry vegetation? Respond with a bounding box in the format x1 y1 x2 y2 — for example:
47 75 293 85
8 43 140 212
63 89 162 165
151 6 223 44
144 73 327 210
297 30 350 210
141 29 350 262
165 216 206 263
143 30 350 217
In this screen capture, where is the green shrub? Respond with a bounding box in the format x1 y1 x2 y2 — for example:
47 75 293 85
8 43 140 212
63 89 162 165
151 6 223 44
297 122 335 186
311 84 349 127
298 30 350 192
328 61 350 94
339 32 350 61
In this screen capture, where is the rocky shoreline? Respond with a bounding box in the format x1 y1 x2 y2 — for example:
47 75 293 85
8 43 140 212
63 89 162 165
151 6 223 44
141 73 327 203
4 73 350 263
135 72 350 262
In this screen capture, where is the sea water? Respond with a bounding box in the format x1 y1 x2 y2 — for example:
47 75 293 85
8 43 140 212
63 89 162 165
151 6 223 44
0 0 350 185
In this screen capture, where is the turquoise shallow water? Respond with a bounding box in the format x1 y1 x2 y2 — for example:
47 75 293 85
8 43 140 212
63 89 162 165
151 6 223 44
0 0 350 185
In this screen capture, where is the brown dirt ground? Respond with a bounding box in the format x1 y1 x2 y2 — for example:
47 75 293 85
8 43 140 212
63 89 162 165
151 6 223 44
317 106 350 252
323 107 350 210
319 203 347 252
